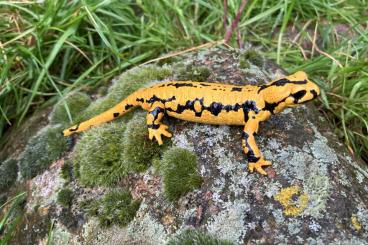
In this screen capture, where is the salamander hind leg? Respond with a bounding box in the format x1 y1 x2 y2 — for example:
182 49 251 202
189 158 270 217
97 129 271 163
146 102 172 145
242 119 272 175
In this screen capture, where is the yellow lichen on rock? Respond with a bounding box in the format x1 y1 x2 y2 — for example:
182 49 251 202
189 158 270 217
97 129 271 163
351 214 362 231
274 186 309 217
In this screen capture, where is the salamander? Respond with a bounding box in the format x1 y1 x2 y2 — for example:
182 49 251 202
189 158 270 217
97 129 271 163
63 71 320 175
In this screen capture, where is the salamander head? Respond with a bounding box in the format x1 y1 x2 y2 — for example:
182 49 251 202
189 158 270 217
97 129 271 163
259 71 320 113
284 71 320 106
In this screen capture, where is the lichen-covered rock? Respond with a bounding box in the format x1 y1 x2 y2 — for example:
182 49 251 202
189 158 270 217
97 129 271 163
5 48 368 244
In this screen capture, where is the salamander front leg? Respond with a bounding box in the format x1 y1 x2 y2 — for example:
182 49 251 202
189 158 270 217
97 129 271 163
242 120 272 175
146 102 172 145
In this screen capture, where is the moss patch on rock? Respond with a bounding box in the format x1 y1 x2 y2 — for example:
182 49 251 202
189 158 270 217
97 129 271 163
72 121 127 186
168 229 234 245
60 160 73 182
122 112 169 172
175 63 211 82
239 49 263 68
0 158 18 191
84 189 140 227
73 112 169 186
159 147 202 201
49 92 92 126
78 66 172 122
19 124 71 179
57 188 73 208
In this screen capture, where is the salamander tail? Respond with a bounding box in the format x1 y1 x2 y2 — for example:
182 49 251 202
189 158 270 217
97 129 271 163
63 93 140 136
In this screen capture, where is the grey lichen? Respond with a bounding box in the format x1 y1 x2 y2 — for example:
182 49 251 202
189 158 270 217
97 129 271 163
127 211 167 244
303 173 330 218
206 200 250 243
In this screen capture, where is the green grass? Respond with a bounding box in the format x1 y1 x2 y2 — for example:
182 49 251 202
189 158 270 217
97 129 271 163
0 0 367 161
0 192 26 245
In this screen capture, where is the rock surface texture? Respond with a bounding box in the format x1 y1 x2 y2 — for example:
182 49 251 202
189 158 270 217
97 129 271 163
2 48 368 244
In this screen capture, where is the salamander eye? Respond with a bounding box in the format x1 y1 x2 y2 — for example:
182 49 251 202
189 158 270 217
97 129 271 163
292 90 306 102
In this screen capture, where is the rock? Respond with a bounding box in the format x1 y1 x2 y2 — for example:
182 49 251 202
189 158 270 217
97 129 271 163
3 48 368 244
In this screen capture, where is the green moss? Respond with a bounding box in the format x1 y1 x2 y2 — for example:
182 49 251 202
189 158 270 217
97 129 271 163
78 66 172 122
73 112 169 187
157 56 183 66
60 160 73 181
167 229 234 245
175 63 211 82
160 147 202 201
239 59 251 69
0 159 18 191
57 188 73 208
122 112 169 172
72 121 127 186
19 124 71 179
49 92 92 126
84 189 140 227
239 49 263 68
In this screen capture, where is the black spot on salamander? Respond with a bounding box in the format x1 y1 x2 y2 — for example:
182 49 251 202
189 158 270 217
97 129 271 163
113 112 120 118
223 103 241 112
263 95 290 114
166 96 176 102
212 88 218 91
167 98 203 117
264 101 279 114
242 132 260 163
147 124 160 129
209 102 223 116
167 99 259 120
242 100 259 122
125 104 134 110
311 89 318 99
200 83 211 87
292 90 306 103
150 107 165 120
147 95 160 103
166 82 195 88
146 95 176 104
69 123 80 132
258 79 308 93
231 87 242 92
136 98 144 103
192 99 204 117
